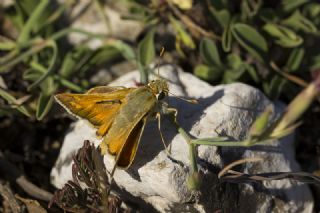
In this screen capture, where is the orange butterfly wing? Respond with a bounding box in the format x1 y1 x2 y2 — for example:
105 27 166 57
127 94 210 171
100 87 157 168
116 117 147 168
55 87 134 136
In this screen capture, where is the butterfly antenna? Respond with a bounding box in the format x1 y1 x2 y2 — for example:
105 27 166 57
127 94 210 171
168 91 198 104
157 47 165 78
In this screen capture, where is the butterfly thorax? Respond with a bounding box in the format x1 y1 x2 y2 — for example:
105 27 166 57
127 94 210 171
147 79 169 100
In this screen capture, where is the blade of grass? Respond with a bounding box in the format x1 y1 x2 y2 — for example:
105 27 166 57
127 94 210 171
36 93 54 120
0 88 30 116
17 0 50 43
0 39 47 73
28 40 58 91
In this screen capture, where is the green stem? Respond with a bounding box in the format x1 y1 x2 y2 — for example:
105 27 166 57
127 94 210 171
178 125 192 143
168 113 192 142
167 113 198 174
191 139 250 146
138 63 148 85
189 143 198 172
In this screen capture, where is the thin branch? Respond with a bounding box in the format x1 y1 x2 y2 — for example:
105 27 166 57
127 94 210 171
270 61 308 87
218 157 263 178
221 171 320 184
167 0 221 41
0 157 53 201
0 181 24 213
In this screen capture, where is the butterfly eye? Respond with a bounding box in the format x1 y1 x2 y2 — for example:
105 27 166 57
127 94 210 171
157 91 166 100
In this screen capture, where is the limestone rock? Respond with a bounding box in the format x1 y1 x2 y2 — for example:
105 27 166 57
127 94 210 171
51 65 314 212
58 0 143 48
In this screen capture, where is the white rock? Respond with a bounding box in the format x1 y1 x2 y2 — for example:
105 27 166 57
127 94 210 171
0 0 13 7
51 65 314 212
58 0 143 48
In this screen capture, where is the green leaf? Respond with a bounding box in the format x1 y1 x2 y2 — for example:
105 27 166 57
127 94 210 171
263 23 303 48
223 67 246 83
222 54 248 83
137 28 156 83
222 20 232 52
110 41 136 61
0 88 31 117
23 68 43 82
259 8 278 22
231 23 268 62
137 28 156 67
63 45 122 78
0 42 45 73
208 7 231 29
28 40 58 91
172 0 193 10
281 0 309 12
226 53 242 69
88 45 121 67
285 47 305 72
241 0 262 20
17 0 50 43
187 172 201 190
40 76 56 97
272 81 319 136
282 11 317 33
200 38 222 67
169 15 195 49
27 61 57 96
244 64 259 83
303 3 320 25
16 0 43 16
36 93 54 120
268 76 287 99
194 64 222 81
0 40 16 50
249 106 272 137
59 45 91 78
56 77 84 93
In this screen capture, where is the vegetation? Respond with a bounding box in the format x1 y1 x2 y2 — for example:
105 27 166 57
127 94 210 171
0 0 320 212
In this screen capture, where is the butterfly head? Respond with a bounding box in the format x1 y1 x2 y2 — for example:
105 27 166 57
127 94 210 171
148 79 169 100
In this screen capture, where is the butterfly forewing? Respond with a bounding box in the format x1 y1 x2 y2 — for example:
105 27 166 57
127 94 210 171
100 87 157 167
87 86 126 94
55 87 134 136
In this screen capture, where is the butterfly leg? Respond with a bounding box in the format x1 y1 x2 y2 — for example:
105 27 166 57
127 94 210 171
157 107 179 154
165 107 178 123
156 112 172 155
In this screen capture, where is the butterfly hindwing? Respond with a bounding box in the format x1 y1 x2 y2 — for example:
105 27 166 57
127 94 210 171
116 116 147 168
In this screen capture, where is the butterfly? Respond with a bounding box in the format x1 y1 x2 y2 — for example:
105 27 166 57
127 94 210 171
55 79 170 169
